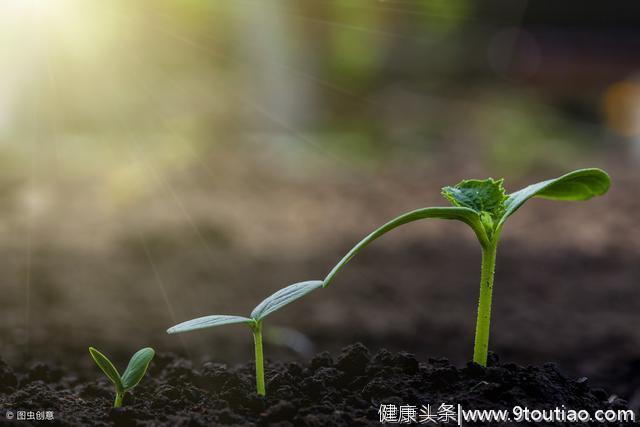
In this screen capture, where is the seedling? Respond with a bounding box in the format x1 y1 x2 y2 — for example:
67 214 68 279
167 280 323 396
323 168 610 367
89 347 155 408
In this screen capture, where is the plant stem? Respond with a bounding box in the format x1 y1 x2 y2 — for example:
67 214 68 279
252 321 266 396
114 390 124 408
473 240 498 367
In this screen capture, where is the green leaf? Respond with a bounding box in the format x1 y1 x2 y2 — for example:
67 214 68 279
251 280 323 320
324 207 489 287
442 178 508 221
121 347 155 390
89 347 123 391
499 168 610 227
167 315 252 334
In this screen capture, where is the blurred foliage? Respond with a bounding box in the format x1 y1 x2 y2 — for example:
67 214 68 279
0 0 630 190
474 94 596 177
418 0 472 36
328 1 385 86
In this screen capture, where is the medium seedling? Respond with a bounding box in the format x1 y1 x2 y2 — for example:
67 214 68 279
323 168 610 366
167 280 323 396
89 347 155 408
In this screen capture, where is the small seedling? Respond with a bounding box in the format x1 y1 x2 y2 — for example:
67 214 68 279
89 347 155 408
323 168 610 367
167 280 323 396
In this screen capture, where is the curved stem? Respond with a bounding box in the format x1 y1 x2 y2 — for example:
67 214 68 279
324 207 489 287
472 240 498 366
252 322 266 396
114 390 124 408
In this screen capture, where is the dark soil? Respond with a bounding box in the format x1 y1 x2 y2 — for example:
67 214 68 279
0 344 632 426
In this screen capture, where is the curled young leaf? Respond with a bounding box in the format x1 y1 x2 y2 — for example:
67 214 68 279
167 315 252 334
121 347 155 390
499 168 610 227
442 178 507 220
89 347 123 391
251 280 323 321
442 179 508 238
323 206 489 287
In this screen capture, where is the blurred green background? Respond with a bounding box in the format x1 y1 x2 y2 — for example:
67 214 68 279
1 0 639 383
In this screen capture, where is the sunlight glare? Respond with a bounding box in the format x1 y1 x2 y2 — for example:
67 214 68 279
0 0 118 138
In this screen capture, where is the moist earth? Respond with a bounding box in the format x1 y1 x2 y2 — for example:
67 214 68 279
0 344 631 426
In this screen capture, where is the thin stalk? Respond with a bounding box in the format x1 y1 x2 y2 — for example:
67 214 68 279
472 240 498 366
252 321 266 396
114 390 124 408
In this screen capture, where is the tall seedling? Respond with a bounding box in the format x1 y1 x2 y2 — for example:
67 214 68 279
323 168 610 366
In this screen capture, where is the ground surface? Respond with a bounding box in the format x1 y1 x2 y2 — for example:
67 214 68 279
0 344 633 426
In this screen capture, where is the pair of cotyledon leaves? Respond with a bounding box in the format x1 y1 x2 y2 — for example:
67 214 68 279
167 280 324 333
324 168 610 284
168 168 610 334
89 347 155 393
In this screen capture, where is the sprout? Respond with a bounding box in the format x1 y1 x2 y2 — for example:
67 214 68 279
89 347 155 408
323 168 610 366
167 280 323 396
